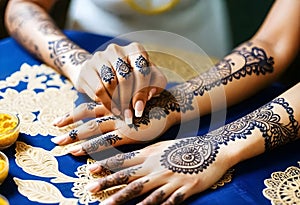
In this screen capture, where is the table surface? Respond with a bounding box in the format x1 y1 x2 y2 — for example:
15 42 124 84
0 31 299 205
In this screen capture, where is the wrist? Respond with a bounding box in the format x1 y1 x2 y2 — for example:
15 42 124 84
220 129 265 168
61 50 91 82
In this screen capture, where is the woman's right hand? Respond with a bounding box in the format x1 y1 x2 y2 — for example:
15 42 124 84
72 42 167 124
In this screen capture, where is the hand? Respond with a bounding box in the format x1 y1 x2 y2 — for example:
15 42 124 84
72 42 167 124
84 138 232 205
51 90 179 155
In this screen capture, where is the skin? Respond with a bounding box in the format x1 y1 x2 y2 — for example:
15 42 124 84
5 0 300 204
5 0 167 122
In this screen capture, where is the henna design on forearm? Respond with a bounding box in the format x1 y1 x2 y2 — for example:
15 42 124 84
129 43 274 130
48 38 79 68
69 51 91 66
7 4 62 57
82 134 122 154
160 98 299 174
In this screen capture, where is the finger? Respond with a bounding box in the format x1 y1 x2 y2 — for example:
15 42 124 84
95 54 121 115
68 129 135 156
86 165 144 193
124 43 151 118
88 150 143 173
101 174 164 205
161 188 187 205
130 54 151 118
51 116 118 145
138 184 175 205
114 57 134 123
53 102 110 127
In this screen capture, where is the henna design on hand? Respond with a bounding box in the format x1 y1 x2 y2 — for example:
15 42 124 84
115 179 149 204
161 98 299 174
135 55 150 76
116 58 132 79
82 134 122 154
100 65 115 84
98 166 142 191
86 102 98 110
144 190 166 204
69 129 78 141
162 192 185 205
96 116 119 124
100 151 138 170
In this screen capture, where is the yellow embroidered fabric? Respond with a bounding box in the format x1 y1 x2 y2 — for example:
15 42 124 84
1 63 230 204
263 162 300 205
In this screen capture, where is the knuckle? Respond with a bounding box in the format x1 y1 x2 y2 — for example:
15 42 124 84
85 120 99 132
106 43 119 52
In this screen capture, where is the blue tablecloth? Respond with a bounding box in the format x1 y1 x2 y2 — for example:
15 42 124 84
0 31 299 205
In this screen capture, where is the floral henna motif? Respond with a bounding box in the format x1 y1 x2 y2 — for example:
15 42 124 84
161 98 299 174
101 151 138 170
100 65 115 84
69 129 78 141
135 55 150 76
116 58 132 79
82 134 122 154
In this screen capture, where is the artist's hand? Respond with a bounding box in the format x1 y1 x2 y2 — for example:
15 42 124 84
84 137 232 205
51 91 179 155
72 42 167 123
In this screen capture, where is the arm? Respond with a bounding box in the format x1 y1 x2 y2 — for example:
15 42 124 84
172 0 299 122
5 0 89 80
85 83 300 205
5 0 167 118
51 0 299 148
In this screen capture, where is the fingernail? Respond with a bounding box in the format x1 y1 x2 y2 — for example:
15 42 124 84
124 109 132 124
51 135 66 144
85 181 99 193
88 164 99 173
148 88 157 100
134 100 144 117
68 145 82 154
52 116 63 126
112 107 121 116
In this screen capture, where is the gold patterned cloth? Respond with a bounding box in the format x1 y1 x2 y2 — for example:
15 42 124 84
263 162 300 205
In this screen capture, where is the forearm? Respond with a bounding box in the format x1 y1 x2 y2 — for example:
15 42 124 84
5 0 91 80
168 0 299 123
216 83 300 167
161 83 300 176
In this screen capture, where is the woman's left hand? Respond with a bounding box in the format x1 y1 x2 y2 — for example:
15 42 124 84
51 90 179 155
84 137 232 205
